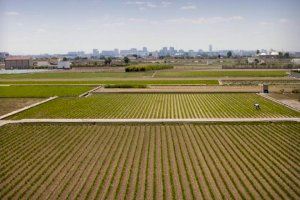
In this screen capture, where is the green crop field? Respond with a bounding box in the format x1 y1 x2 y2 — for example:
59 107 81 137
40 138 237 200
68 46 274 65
0 79 219 85
0 72 152 79
156 70 287 78
0 85 94 97
8 93 299 119
0 122 299 199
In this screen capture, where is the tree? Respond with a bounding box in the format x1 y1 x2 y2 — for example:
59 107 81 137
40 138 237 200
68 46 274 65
284 52 290 58
104 57 112 66
218 54 221 59
278 52 283 58
256 50 260 55
227 51 232 58
62 57 68 61
123 57 130 64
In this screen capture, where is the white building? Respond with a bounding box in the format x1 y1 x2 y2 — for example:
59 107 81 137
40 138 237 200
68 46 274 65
57 60 71 69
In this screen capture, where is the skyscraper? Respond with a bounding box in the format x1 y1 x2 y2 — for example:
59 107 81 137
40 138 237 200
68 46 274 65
92 49 99 57
209 44 213 52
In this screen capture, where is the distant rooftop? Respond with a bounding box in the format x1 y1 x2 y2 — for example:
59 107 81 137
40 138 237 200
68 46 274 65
5 56 32 61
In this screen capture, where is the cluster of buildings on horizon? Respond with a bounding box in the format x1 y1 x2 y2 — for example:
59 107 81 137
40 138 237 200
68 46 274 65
1 45 300 60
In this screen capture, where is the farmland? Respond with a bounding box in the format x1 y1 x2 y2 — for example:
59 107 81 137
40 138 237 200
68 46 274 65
156 70 287 78
0 79 219 85
0 98 44 116
0 72 152 79
0 85 94 97
8 93 300 119
0 122 299 199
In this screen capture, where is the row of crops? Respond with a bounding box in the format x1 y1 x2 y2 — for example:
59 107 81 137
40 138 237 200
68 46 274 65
8 93 300 119
0 122 299 199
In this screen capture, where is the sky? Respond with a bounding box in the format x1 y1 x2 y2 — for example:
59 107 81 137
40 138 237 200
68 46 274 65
0 0 300 55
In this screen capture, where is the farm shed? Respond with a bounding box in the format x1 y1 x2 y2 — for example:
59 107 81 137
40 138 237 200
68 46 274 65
260 84 269 93
5 56 33 69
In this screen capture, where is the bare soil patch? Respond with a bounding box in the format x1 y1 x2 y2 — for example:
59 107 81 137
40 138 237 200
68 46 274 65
0 98 44 116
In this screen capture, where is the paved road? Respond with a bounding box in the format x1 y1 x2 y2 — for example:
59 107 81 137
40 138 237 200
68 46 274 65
1 118 299 127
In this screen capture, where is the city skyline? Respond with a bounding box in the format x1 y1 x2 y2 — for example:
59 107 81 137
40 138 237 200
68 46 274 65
1 0 300 54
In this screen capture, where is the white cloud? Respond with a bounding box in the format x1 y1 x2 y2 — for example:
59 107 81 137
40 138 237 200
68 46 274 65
259 21 274 26
161 1 172 7
126 1 171 9
279 18 289 23
36 28 46 33
181 5 197 10
4 11 20 16
166 16 244 25
126 1 156 7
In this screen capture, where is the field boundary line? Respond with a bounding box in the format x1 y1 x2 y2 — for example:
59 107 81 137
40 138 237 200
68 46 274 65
258 93 300 112
0 117 299 127
0 96 58 120
79 86 102 97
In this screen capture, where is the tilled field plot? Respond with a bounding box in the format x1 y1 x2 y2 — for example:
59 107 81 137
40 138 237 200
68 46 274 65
0 122 299 199
8 93 300 119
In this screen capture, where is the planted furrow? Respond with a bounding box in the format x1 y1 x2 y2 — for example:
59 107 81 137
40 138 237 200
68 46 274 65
165 125 185 199
85 126 129 199
193 125 234 199
112 126 142 200
175 125 202 199
123 126 146 200
2 126 87 199
52 126 106 199
96 126 136 199
0 125 78 197
19 126 99 199
223 125 289 199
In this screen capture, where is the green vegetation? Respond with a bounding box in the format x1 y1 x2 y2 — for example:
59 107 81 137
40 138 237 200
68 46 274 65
104 84 147 88
0 85 93 97
125 65 173 72
0 122 299 199
0 79 218 85
8 93 300 119
0 72 152 79
156 70 287 78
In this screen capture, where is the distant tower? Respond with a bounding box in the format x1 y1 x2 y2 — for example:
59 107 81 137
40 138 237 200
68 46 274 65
209 44 213 52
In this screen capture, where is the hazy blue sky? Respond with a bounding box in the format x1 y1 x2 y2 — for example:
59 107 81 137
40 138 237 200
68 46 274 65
0 0 299 54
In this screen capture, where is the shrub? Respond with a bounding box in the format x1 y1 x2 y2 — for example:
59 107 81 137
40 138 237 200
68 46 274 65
125 65 173 72
104 84 147 88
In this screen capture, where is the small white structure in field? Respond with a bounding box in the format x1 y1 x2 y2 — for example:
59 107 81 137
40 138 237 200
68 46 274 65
57 60 71 69
254 103 260 110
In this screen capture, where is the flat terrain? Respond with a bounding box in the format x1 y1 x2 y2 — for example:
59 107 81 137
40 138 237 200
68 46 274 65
0 85 94 97
0 72 152 79
96 85 261 93
268 93 300 111
0 122 299 199
7 94 300 119
156 70 287 78
0 79 218 85
0 98 43 116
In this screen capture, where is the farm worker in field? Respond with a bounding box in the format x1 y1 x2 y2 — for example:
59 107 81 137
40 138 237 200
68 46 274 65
254 103 260 110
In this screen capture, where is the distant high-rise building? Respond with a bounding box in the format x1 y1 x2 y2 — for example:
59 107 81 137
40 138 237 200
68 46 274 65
209 44 213 52
114 49 119 57
142 47 148 52
92 49 99 57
